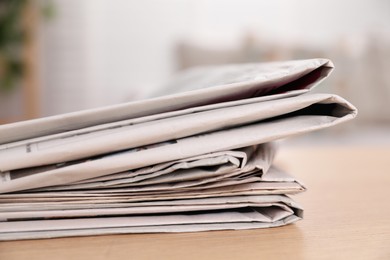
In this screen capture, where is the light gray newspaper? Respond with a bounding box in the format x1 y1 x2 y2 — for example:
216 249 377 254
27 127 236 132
0 58 333 144
0 195 303 241
0 93 354 172
0 144 305 240
0 58 357 240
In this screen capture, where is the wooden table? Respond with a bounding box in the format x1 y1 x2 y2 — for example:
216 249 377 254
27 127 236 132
1 146 389 259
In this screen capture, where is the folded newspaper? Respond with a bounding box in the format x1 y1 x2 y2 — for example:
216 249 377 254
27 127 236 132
0 58 357 240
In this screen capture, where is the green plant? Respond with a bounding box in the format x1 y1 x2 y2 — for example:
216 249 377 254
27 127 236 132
0 0 27 92
0 0 54 92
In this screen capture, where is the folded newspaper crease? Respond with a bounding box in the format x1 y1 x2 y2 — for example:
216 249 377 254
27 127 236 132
0 58 356 240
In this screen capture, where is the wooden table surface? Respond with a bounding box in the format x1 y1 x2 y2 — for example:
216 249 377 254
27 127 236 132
1 146 389 260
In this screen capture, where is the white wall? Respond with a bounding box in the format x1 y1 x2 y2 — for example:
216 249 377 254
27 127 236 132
39 0 390 116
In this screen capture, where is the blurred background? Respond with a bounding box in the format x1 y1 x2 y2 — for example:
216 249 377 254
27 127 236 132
1 0 389 145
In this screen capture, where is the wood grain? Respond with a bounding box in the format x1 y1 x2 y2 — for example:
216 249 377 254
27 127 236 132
1 146 389 260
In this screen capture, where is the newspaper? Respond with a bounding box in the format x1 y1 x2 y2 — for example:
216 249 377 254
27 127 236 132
0 143 306 240
0 58 357 240
0 93 354 172
0 195 303 241
0 93 355 194
0 145 304 240
0 58 333 144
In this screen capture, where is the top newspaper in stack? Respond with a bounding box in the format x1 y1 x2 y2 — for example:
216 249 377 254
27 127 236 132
0 59 357 193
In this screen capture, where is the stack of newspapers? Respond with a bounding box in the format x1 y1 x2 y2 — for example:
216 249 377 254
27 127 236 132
0 59 356 240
